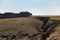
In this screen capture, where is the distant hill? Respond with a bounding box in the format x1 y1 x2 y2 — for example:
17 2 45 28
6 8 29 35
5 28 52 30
0 11 32 18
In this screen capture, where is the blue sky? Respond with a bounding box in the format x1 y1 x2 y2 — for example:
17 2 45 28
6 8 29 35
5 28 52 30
0 0 60 15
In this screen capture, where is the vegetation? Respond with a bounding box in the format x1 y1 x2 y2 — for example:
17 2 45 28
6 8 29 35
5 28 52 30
0 12 60 40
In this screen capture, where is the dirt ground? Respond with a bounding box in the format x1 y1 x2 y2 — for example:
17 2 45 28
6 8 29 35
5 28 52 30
0 16 60 40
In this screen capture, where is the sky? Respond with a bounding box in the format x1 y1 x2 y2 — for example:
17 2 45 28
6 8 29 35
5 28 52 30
0 0 60 16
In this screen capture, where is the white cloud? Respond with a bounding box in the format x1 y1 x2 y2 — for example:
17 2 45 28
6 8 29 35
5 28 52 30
28 8 60 16
0 8 60 16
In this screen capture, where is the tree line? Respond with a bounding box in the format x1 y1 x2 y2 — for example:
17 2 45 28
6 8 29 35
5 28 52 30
0 11 32 18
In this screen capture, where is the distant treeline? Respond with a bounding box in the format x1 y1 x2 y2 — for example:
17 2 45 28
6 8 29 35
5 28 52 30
0 11 32 18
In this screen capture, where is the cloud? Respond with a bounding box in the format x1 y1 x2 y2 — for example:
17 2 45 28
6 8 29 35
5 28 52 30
0 8 60 16
28 8 60 16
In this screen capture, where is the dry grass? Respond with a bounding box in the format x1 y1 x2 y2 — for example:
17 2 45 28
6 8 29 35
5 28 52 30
0 17 43 35
46 25 60 40
0 16 60 40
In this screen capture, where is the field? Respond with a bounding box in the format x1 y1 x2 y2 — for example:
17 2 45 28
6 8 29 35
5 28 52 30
0 16 59 40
